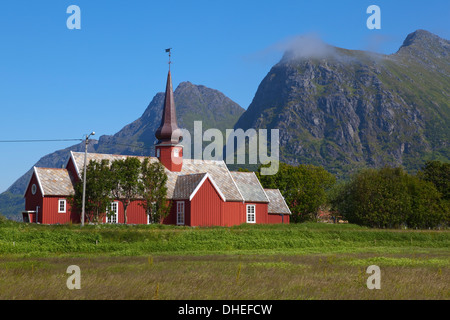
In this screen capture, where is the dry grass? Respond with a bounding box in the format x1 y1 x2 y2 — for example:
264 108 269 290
0 253 448 300
1 222 448 299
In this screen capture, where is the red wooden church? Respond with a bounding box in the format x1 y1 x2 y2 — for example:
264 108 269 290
22 71 291 226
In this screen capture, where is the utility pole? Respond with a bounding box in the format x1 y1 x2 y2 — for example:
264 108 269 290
81 131 95 227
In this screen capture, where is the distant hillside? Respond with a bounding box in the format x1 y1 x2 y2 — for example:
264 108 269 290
235 30 449 177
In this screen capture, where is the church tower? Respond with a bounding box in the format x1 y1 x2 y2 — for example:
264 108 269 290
154 70 183 172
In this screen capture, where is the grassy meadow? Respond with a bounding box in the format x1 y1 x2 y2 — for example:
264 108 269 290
0 220 448 299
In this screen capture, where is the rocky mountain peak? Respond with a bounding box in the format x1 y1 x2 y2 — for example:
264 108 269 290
236 29 449 177
401 29 442 47
396 29 449 62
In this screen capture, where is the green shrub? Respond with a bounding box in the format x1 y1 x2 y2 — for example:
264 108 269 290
331 167 448 229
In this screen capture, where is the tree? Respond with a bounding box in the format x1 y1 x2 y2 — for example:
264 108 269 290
407 176 448 229
258 162 336 222
417 160 450 201
331 166 448 229
69 159 113 224
417 161 450 227
110 157 142 224
139 158 171 224
331 167 411 228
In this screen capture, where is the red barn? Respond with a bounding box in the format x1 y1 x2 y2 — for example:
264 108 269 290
22 70 291 226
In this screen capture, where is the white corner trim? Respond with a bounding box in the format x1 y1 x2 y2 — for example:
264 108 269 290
189 173 226 202
278 189 292 215
33 167 45 197
69 151 81 178
253 171 270 202
225 167 245 203
63 152 73 171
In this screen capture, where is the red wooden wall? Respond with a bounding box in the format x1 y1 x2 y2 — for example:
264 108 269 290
190 178 223 226
123 201 148 224
24 173 43 223
267 213 290 224
97 201 149 224
42 196 76 224
161 200 189 225
156 146 183 172
222 201 244 226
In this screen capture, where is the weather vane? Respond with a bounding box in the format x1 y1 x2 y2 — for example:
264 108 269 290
165 48 172 70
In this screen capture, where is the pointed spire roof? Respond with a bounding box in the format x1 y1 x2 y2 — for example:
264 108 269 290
155 70 182 145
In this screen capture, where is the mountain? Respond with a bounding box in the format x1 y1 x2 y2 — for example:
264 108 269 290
1 82 244 220
96 81 244 156
234 30 449 177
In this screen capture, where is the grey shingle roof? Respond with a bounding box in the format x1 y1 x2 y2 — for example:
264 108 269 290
34 167 75 196
70 152 155 177
172 173 207 200
167 159 243 201
230 171 269 203
265 189 291 214
70 152 243 202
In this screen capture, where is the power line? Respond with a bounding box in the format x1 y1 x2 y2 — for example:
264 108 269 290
0 139 152 149
0 139 83 143
0 138 154 154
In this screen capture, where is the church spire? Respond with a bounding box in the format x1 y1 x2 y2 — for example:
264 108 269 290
155 69 182 145
154 50 183 172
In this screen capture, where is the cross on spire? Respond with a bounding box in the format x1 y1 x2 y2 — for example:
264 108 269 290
165 48 172 70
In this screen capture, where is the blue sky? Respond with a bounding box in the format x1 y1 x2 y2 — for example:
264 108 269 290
0 0 449 193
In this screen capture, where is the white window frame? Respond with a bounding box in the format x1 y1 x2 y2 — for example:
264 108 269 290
246 204 255 223
156 148 160 158
176 201 185 225
173 148 179 158
106 201 119 224
58 199 66 213
147 202 157 225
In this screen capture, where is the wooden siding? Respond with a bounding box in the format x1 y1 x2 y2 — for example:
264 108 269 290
222 201 244 226
249 202 268 224
267 213 290 224
162 200 189 225
190 178 223 226
125 201 148 224
156 145 183 172
223 202 289 226
42 196 74 224
24 173 43 223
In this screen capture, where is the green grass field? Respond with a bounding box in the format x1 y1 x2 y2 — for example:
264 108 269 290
0 221 448 299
